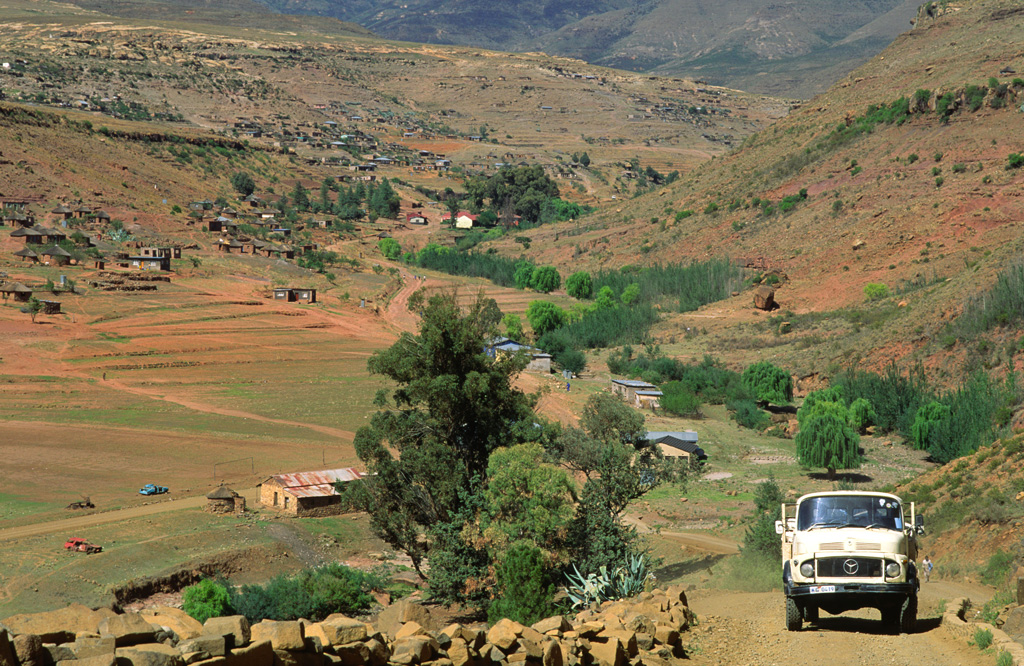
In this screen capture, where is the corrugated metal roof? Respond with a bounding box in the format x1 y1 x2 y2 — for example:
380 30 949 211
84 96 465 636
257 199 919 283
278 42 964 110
646 430 698 442
612 379 658 388
270 468 364 498
635 390 663 396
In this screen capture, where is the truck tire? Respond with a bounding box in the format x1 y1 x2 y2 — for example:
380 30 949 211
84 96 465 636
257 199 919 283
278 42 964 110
900 595 917 634
803 605 818 623
786 597 802 631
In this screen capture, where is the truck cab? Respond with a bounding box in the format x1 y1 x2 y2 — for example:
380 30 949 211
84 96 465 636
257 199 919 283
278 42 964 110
776 491 922 633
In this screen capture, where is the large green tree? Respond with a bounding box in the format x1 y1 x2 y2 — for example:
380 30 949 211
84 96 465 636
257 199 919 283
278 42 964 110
346 292 541 584
742 361 793 406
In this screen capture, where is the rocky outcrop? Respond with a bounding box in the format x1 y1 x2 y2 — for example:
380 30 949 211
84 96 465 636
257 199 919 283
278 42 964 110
0 589 694 666
753 285 776 311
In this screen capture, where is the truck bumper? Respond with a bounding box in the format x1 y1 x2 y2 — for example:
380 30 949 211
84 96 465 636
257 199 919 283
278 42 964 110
783 562 916 613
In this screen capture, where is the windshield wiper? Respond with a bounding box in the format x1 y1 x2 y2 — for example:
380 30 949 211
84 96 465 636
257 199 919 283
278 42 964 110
805 522 841 530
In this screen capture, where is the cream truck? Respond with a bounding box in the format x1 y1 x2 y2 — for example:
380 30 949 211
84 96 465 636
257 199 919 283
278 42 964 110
776 491 924 632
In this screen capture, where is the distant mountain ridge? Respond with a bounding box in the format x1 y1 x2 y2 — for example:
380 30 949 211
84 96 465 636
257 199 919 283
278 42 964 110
253 0 919 97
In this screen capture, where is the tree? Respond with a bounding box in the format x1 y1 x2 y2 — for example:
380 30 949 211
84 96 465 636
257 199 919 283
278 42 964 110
742 361 793 406
556 349 586 375
620 283 640 306
595 286 618 310
565 271 593 300
291 181 311 211
445 192 461 229
795 399 861 479
378 238 402 260
502 313 525 341
344 292 540 586
580 152 591 167
550 393 683 572
230 171 256 197
911 401 951 453
848 397 877 434
742 476 784 560
526 300 566 337
183 579 232 624
370 178 401 219
530 266 561 293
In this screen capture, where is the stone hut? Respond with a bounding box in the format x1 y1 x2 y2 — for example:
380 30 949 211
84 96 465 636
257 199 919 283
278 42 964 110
0 282 33 302
205 486 246 514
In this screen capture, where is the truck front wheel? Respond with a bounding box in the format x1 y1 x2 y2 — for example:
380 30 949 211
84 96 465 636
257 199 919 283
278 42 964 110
786 597 802 631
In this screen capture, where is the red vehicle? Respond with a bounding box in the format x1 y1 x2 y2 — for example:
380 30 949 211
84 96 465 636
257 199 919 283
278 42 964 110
64 537 102 554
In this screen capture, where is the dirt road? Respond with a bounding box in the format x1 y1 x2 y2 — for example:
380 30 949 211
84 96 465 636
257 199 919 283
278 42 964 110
0 488 259 541
682 558 995 666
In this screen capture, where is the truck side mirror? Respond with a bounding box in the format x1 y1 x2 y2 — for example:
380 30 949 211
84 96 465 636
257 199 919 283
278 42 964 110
915 515 925 535
775 520 784 534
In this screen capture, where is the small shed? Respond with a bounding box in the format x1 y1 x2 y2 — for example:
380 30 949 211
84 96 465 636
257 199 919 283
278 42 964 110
258 468 365 516
611 379 658 402
129 255 171 271
205 486 246 514
40 300 61 315
51 205 74 220
646 431 706 464
274 287 317 303
634 389 663 409
0 282 33 302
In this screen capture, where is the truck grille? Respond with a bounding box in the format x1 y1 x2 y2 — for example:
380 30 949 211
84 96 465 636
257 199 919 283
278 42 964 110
817 557 883 578
817 541 883 552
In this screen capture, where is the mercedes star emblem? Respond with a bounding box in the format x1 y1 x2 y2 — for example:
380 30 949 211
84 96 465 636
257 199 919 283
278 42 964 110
843 559 859 575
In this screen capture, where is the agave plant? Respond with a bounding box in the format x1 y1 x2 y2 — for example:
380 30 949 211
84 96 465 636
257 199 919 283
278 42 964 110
564 554 653 610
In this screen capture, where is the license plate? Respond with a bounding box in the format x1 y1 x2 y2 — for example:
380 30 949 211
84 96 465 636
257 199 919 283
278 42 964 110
809 585 836 593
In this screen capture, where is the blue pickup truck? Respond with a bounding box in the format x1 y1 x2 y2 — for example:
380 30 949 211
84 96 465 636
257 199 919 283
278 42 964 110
139 484 169 496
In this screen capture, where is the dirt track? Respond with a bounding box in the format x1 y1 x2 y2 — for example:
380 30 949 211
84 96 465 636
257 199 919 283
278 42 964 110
0 488 259 541
687 578 994 666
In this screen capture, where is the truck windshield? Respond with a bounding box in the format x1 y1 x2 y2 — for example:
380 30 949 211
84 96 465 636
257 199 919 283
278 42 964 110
797 496 903 531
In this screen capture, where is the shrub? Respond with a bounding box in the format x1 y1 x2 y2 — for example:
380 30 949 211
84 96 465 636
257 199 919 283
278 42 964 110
556 348 587 374
531 266 561 293
565 271 593 299
743 477 784 560
911 400 951 452
182 579 232 624
863 283 890 301
488 544 558 625
660 382 703 418
742 361 793 406
952 163 967 173
729 398 769 430
1008 153 1024 169
229 564 375 623
796 400 861 478
970 627 994 650
620 283 640 306
703 202 719 214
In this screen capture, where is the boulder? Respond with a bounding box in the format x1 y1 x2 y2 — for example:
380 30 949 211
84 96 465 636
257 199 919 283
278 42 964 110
652 626 678 647
13 634 45 666
486 619 523 651
178 635 226 660
186 658 228 666
2 604 103 643
587 637 625 666
623 615 655 637
392 636 435 664
99 613 157 647
141 607 204 641
271 650 323 666
0 631 16 666
396 622 430 640
335 641 370 666
46 644 77 662
375 600 435 638
753 286 775 311
446 638 471 666
317 616 366 647
663 586 688 607
541 640 562 666
364 637 390 666
251 621 305 651
225 639 273 666
1001 606 1024 643
57 655 117 666
595 631 636 658
114 642 185 666
203 617 251 650
530 617 570 636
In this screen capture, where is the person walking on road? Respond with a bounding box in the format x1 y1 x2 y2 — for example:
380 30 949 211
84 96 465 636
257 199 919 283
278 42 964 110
922 555 933 583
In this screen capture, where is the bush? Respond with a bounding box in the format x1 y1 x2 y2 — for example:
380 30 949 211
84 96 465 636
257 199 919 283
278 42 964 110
729 398 769 430
660 382 703 418
743 477 784 560
531 266 561 293
229 564 375 623
847 397 876 434
704 202 719 214
565 271 593 299
231 171 256 197
487 544 557 625
795 400 861 477
1009 153 1024 169
182 579 232 624
863 283 890 301
971 627 994 650
556 348 587 374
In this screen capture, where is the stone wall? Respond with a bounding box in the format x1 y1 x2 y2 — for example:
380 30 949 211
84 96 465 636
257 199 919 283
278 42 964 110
0 587 694 666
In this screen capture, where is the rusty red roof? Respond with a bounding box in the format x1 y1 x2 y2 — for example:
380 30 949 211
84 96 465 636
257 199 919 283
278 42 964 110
268 468 364 499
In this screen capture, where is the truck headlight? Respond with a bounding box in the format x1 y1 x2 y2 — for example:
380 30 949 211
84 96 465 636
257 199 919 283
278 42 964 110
885 561 901 577
800 562 815 577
